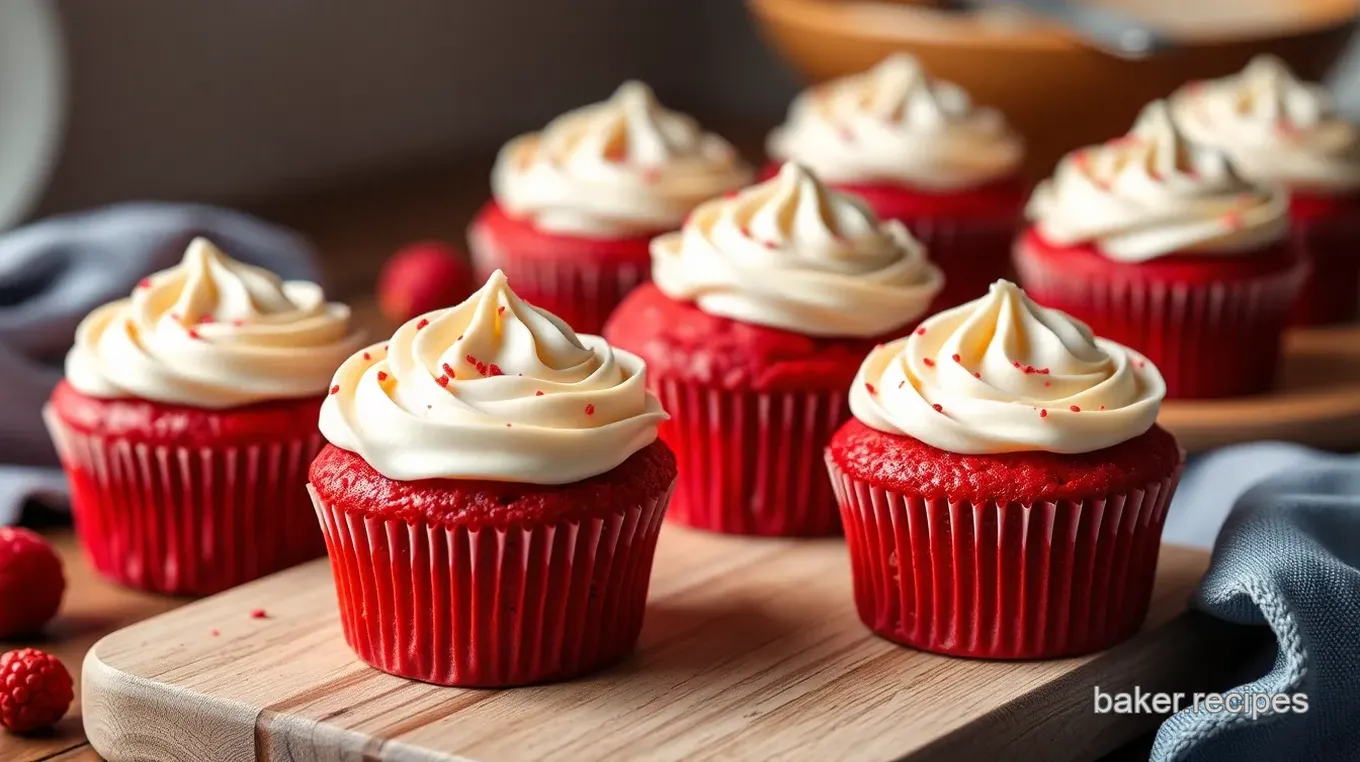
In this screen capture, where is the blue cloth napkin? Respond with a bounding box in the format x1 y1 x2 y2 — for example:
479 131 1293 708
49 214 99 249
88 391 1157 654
0 202 319 525
1154 444 1360 762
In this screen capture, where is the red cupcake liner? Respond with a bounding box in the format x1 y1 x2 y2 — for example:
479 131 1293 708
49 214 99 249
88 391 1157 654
826 455 1180 659
44 407 326 595
1290 199 1360 325
907 215 1021 312
310 480 673 687
1014 238 1306 399
468 217 650 336
653 376 847 536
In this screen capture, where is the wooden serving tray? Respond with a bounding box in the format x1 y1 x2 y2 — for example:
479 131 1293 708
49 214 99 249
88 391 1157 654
1159 323 1360 452
82 529 1264 762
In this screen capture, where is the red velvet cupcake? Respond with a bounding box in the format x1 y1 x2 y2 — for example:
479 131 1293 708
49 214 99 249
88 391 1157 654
828 280 1182 659
468 81 751 334
1171 56 1360 325
1017 101 1303 399
605 162 943 536
313 270 672 687
767 54 1025 311
44 238 363 594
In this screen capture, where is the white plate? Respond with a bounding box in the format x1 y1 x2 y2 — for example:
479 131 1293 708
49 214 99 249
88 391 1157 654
0 0 65 231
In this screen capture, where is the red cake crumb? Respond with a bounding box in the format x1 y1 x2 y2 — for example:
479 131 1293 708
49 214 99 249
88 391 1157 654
309 440 677 529
49 380 323 446
827 418 1181 504
604 284 912 392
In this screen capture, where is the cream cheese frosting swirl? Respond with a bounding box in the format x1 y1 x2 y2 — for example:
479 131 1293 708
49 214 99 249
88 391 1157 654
850 280 1165 455
491 81 752 237
767 54 1023 191
65 237 362 409
652 162 943 338
1026 100 1287 262
319 270 666 484
1171 56 1360 194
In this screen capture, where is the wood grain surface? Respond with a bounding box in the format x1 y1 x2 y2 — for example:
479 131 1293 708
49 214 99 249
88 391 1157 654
1159 323 1360 452
80 534 1263 762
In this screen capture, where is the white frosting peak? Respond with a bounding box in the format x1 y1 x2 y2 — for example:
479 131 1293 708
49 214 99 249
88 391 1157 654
767 53 1023 190
1171 55 1360 194
1027 101 1288 262
65 237 362 408
318 270 666 484
491 81 751 237
850 280 1165 455
651 162 943 338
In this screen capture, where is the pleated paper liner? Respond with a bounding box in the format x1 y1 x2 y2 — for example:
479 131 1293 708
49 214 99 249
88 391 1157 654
1015 239 1307 399
43 406 326 596
310 480 673 688
1291 210 1360 326
468 222 649 336
653 377 848 536
827 455 1181 659
896 214 1019 313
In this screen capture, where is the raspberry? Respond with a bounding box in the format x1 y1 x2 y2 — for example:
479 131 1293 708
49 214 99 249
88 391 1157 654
0 649 73 733
0 528 65 638
377 241 473 324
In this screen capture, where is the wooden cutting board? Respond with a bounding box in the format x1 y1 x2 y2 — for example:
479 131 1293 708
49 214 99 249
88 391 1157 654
81 530 1263 762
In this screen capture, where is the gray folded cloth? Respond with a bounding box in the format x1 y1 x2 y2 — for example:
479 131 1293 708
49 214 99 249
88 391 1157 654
1154 446 1360 761
0 202 319 525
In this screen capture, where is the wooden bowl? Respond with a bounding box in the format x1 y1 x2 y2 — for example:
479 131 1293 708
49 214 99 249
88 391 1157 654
748 0 1359 178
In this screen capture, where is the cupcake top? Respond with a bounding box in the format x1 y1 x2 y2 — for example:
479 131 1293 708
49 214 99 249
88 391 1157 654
1026 101 1287 263
490 81 752 238
1171 56 1360 195
766 54 1023 191
319 270 666 485
651 162 944 338
849 280 1165 455
65 237 362 409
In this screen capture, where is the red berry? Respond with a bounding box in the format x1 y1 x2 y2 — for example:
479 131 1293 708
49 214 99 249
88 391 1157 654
378 241 473 324
0 649 73 733
0 528 64 638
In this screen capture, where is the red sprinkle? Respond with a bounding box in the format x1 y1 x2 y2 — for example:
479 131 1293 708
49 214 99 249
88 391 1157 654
232 319 245 327
973 372 981 379
441 363 455 378
1100 405 1106 410
584 404 596 416
465 354 478 365
932 404 943 413
436 375 450 387
922 358 936 367
535 391 544 396
1222 211 1244 231
187 328 201 340
457 335 464 341
329 385 340 395
1070 405 1081 412
476 362 488 376
1039 409 1049 419
416 318 429 330
250 609 267 619
199 315 214 324
377 371 388 382
497 306 505 315
137 278 152 289
916 327 927 336
363 352 371 361
762 240 778 249
1045 381 1052 387
210 629 220 637
952 354 962 363
739 225 751 239
865 383 877 395
488 364 503 376
1013 361 1022 368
